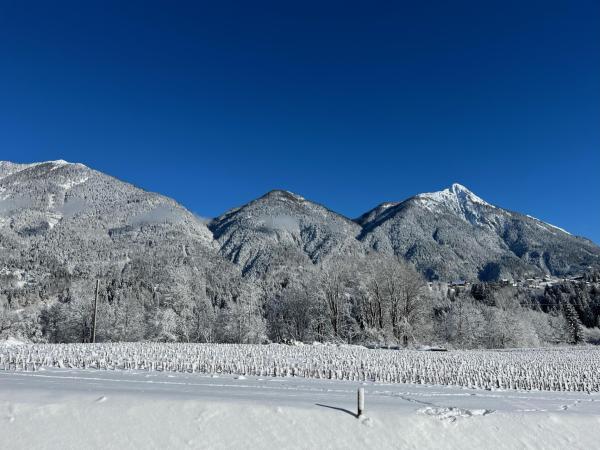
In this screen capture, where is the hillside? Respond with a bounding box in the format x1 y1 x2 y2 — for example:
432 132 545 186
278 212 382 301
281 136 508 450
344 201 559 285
356 183 600 281
209 189 366 276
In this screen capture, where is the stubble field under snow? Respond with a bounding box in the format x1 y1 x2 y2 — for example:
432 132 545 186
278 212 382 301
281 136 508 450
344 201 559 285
2 342 599 391
1 343 599 449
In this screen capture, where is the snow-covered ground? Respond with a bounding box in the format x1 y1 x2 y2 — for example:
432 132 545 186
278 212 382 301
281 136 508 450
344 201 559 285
4 343 599 391
1 368 599 449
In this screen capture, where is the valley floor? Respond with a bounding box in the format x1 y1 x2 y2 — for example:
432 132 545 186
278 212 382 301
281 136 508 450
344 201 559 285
1 369 599 449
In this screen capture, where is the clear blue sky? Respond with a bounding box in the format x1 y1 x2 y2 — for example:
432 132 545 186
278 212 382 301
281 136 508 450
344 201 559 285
1 1 599 242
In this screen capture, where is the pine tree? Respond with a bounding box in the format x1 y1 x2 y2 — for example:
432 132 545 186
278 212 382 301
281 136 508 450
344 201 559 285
562 301 584 344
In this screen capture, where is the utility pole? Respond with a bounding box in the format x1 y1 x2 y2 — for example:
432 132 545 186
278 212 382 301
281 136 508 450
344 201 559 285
92 279 99 343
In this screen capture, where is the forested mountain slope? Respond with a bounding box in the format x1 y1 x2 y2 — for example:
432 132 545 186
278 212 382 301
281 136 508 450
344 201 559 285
0 160 239 341
209 189 366 276
356 183 600 281
1 160 599 347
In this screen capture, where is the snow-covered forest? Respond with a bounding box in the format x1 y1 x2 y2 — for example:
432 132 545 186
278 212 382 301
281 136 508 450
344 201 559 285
1 161 599 348
3 250 599 348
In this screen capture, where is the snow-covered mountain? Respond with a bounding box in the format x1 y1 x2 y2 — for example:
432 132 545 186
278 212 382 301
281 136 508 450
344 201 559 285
0 160 232 312
1 161 598 290
3 159 600 347
210 182 599 281
209 190 366 276
356 183 600 281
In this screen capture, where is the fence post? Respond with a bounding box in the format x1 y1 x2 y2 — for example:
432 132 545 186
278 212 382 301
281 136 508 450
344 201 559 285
357 387 365 418
92 279 99 343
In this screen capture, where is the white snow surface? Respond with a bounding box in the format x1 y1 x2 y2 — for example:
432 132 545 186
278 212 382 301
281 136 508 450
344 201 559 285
417 183 493 208
0 368 598 449
0 337 26 347
415 183 496 224
56 175 89 190
526 214 572 235
0 160 76 179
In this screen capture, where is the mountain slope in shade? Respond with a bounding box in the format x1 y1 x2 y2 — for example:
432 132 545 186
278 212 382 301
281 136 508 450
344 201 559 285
209 190 366 276
356 183 600 281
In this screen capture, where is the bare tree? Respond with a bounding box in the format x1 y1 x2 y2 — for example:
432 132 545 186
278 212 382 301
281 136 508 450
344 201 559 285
364 256 430 346
317 258 359 341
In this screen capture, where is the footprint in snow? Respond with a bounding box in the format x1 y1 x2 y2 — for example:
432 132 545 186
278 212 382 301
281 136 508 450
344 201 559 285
359 416 374 427
418 406 494 422
560 400 582 411
95 396 107 403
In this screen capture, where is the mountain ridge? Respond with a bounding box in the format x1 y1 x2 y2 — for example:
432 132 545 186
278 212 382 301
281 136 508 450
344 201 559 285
355 183 599 280
2 160 598 282
209 188 365 276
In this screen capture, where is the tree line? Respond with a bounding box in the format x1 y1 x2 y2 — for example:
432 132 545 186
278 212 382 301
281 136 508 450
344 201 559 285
1 252 599 348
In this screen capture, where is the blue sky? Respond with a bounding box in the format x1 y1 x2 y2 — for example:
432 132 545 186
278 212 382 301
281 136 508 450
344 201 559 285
1 1 599 242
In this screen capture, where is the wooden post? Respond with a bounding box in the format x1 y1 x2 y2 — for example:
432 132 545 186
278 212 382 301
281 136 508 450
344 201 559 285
92 279 99 343
357 387 365 418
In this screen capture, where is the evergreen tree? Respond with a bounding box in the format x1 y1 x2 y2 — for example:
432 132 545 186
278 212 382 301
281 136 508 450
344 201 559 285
562 301 584 344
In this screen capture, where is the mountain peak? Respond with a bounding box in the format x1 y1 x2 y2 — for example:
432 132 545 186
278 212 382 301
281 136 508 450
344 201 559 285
46 159 72 166
261 189 306 202
0 159 75 167
0 160 87 179
416 183 493 210
450 182 471 193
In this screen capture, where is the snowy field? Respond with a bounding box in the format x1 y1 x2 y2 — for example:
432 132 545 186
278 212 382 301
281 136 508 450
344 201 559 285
2 342 600 391
1 343 600 449
1 368 600 449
